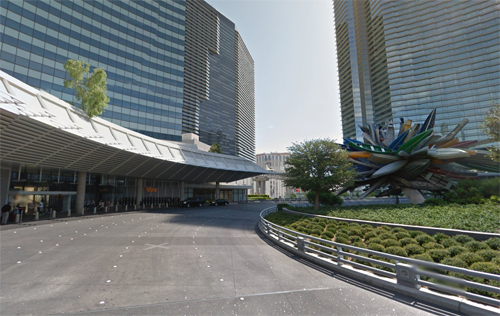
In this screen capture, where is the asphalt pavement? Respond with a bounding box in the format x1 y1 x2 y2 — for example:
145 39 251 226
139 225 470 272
0 203 461 315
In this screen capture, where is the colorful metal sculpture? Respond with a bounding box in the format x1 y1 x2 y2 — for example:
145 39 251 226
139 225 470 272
337 109 499 203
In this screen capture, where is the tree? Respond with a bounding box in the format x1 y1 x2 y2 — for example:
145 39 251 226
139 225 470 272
283 138 356 209
209 142 222 153
483 102 500 162
64 59 110 118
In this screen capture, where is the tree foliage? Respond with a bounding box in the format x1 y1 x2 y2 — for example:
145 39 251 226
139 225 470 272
209 142 222 153
483 102 500 162
64 59 110 118
283 138 356 209
305 191 343 206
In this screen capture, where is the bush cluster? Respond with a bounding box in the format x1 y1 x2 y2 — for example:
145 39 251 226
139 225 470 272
265 210 500 298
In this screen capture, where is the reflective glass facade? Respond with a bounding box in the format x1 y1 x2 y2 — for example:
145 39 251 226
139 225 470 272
198 14 237 156
334 0 500 141
1 0 186 141
1 0 256 158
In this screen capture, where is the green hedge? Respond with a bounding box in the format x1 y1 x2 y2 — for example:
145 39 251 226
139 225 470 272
286 201 500 232
264 210 500 299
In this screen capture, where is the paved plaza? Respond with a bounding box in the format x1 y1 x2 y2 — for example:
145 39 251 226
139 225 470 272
0 203 461 315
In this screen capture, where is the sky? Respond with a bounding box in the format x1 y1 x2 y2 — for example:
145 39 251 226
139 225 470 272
206 0 343 154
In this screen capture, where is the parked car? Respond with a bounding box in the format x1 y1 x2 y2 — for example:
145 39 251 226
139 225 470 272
210 199 229 206
181 197 205 207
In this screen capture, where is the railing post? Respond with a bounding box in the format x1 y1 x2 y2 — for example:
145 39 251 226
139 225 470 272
297 236 305 253
337 246 344 266
278 228 283 241
94 207 96 214
395 263 420 289
52 210 56 219
35 211 39 221
115 205 118 212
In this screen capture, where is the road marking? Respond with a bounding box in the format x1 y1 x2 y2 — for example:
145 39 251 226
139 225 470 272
143 242 170 250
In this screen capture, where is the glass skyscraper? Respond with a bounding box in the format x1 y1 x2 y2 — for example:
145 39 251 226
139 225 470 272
0 0 255 159
333 0 500 141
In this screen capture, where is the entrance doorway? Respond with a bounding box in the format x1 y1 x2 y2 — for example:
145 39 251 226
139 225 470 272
7 191 76 222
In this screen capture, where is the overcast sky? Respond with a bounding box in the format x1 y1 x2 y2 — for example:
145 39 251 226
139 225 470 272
206 0 343 154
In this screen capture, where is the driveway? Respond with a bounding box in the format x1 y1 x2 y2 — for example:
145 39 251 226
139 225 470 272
0 203 461 315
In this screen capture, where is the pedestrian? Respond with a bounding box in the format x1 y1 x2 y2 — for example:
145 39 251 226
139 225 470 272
2 202 11 225
39 201 44 214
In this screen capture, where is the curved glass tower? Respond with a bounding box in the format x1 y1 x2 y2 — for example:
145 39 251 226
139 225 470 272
334 0 500 141
0 0 255 159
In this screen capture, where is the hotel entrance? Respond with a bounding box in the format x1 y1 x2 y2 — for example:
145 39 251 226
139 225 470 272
7 191 76 222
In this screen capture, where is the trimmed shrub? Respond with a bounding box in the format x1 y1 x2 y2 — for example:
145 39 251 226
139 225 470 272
453 234 474 244
441 238 461 248
366 237 383 245
415 234 435 245
364 231 378 241
492 257 500 265
427 249 450 263
391 227 407 233
352 241 365 249
326 223 337 229
382 239 401 248
394 232 412 240
448 246 469 257
464 241 490 252
361 224 375 234
338 221 349 227
441 257 468 269
296 226 308 233
379 233 394 240
349 229 363 238
335 236 350 245
322 231 335 239
466 262 500 299
320 234 333 241
455 252 484 266
311 229 323 236
433 233 450 243
411 253 433 262
349 235 363 243
386 246 408 257
367 243 385 253
337 227 350 235
476 249 500 262
405 244 425 256
378 225 391 232
485 238 500 250
336 232 349 240
422 242 444 250
326 226 337 234
399 238 418 247
349 222 361 227
409 230 425 238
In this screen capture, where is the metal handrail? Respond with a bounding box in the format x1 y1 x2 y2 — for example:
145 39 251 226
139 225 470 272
259 206 500 308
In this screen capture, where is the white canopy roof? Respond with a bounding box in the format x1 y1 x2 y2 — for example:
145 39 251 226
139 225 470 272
0 71 270 182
